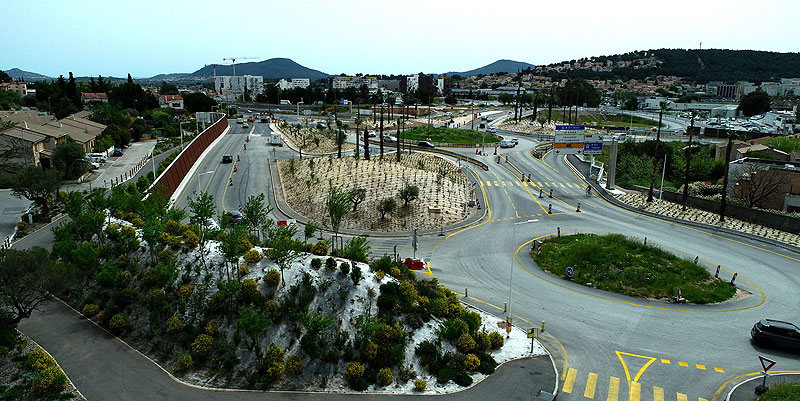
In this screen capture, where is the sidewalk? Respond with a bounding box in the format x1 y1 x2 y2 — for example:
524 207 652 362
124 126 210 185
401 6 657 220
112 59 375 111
0 189 32 247
727 373 800 401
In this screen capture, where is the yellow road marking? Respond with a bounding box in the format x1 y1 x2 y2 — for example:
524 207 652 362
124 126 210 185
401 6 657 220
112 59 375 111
616 351 657 382
485 181 492 186
537 181 543 186
607 377 620 401
696 364 706 370
628 380 640 401
562 368 577 393
714 367 724 373
585 372 598 399
545 182 550 187
677 392 687 401
661 359 670 364
700 398 709 401
494 181 498 186
560 183 566 188
496 163 548 213
653 386 664 401
678 361 688 367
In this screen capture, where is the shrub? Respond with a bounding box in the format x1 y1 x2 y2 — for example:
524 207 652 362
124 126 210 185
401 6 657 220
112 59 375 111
461 311 482 333
158 249 174 262
377 367 394 386
442 318 469 341
475 331 491 351
146 288 166 307
339 261 351 275
263 269 281 287
238 264 250 276
131 217 144 227
166 234 183 250
464 353 480 371
346 361 365 379
191 334 213 356
178 284 194 298
375 271 385 281
475 351 497 374
177 353 193 371
286 354 303 376
243 249 262 263
456 333 476 353
362 341 377 360
414 379 427 391
32 365 67 394
81 304 100 318
350 265 363 285
239 236 253 252
166 316 183 335
116 270 133 289
453 370 473 386
26 349 55 372
311 241 328 256
109 313 130 334
183 230 199 249
205 320 219 336
489 331 504 349
17 221 28 231
240 279 259 301
164 220 182 236
325 257 337 271
310 258 322 269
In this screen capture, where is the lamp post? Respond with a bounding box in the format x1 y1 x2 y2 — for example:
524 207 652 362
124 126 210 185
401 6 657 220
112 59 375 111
296 101 304 118
508 219 537 327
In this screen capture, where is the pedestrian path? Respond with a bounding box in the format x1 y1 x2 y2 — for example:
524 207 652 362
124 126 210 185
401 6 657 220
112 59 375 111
560 367 723 401
484 180 585 189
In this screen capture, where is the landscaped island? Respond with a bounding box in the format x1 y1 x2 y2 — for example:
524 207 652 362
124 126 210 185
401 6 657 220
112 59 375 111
531 234 737 303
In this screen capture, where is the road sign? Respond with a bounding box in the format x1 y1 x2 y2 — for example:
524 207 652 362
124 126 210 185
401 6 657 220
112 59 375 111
528 328 537 338
759 355 776 372
555 125 586 155
583 141 603 154
471 181 477 189
566 266 574 278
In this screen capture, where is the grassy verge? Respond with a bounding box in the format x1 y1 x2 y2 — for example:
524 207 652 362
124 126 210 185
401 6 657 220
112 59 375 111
403 127 499 144
531 234 736 304
760 383 800 401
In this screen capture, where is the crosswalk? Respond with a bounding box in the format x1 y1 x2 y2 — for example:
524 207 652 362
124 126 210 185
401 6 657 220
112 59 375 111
561 369 710 401
484 180 584 189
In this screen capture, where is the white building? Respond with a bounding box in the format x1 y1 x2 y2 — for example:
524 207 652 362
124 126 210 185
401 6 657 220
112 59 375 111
763 111 795 132
332 75 377 90
276 78 311 90
405 75 419 92
214 75 264 96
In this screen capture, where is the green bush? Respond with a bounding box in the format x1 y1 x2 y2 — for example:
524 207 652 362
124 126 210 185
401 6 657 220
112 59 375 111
26 348 55 372
311 241 329 256
32 365 67 394
158 248 174 262
286 354 303 376
82 304 100 318
453 370 473 386
464 353 480 371
456 333 476 353
183 230 199 249
489 332 504 349
146 288 166 307
240 279 259 301
325 256 337 270
442 318 469 341
310 258 322 269
461 311 482 333
243 249 263 263
191 334 213 357
177 353 193 371
350 265 362 285
263 269 281 287
475 351 497 374
340 236 370 262
17 221 28 231
414 379 427 391
109 313 130 334
339 261 351 275
475 331 491 351
377 367 394 386
205 320 218 336
166 316 183 335
238 264 250 276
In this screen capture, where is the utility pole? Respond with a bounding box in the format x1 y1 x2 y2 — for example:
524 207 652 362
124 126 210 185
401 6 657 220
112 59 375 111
647 102 666 202
682 111 696 210
379 106 384 157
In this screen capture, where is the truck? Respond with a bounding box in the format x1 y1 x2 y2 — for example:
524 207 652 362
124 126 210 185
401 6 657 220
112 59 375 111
270 133 283 146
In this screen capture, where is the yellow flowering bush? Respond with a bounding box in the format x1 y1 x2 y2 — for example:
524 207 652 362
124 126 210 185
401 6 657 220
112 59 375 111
243 249 262 263
205 320 219 336
191 334 213 356
166 316 183 335
346 361 365 379
414 379 427 391
178 285 194 298
464 353 481 371
376 367 394 386
177 354 193 371
81 304 99 318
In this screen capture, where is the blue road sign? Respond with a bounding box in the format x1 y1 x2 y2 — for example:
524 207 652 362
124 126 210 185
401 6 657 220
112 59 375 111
566 266 574 278
471 182 477 189
584 142 603 151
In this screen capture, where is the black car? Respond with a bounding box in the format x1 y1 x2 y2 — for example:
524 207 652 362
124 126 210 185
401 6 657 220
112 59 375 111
751 319 800 350
113 148 124 156
222 155 233 164
225 210 244 224
417 141 435 148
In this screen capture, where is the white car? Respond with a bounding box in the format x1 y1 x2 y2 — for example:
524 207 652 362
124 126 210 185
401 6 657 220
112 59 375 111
242 123 249 129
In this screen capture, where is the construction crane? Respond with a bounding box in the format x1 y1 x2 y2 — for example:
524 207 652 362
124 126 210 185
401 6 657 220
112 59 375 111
222 57 257 77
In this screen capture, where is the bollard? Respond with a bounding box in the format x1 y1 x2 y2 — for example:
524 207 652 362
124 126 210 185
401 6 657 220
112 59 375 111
504 302 507 313
694 256 699 264
539 188 543 198
541 320 546 332
229 178 233 186
715 265 720 278
730 273 737 285
557 227 560 237
549 188 553 198
537 244 542 255
644 237 647 245
505 155 508 163
576 202 581 212
465 288 468 298
548 204 552 214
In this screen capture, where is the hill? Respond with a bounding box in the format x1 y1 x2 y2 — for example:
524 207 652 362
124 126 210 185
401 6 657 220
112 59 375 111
447 59 536 77
189 57 329 80
542 49 800 84
3 68 51 81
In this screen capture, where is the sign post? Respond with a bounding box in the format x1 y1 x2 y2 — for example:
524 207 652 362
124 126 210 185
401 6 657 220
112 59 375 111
756 355 776 395
528 328 537 352
412 228 418 258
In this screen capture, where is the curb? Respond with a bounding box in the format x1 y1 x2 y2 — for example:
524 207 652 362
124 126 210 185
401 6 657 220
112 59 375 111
726 372 800 401
564 155 800 255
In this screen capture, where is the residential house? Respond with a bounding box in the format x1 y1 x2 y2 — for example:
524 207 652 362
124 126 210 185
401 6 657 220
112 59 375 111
0 79 27 96
157 94 184 110
0 127 50 168
81 92 109 104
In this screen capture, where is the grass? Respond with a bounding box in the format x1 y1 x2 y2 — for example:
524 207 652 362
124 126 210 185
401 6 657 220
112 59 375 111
531 234 736 304
402 127 499 144
762 136 800 153
760 383 800 401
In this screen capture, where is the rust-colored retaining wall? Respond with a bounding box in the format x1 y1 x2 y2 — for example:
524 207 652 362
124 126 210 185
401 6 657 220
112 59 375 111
150 116 227 195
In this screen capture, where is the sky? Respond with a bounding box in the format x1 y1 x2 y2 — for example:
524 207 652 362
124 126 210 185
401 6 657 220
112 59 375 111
2 0 798 78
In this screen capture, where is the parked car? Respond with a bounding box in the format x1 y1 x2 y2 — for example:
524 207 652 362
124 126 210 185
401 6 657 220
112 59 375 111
511 138 520 146
86 152 107 163
751 319 800 351
113 148 124 156
612 133 627 142
417 141 435 148
367 131 377 138
222 155 233 163
383 135 397 143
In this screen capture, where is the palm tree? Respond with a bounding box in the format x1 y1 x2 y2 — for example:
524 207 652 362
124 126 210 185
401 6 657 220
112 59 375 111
647 101 668 202
396 118 402 162
354 114 363 160
379 106 384 158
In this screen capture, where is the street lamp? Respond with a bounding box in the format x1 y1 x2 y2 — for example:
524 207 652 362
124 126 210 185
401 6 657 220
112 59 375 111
296 101 304 118
508 219 537 331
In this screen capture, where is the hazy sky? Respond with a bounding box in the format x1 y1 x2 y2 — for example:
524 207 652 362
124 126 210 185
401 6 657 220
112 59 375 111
2 0 798 78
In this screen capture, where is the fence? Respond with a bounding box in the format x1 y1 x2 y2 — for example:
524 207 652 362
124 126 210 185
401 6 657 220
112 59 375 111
149 116 228 195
